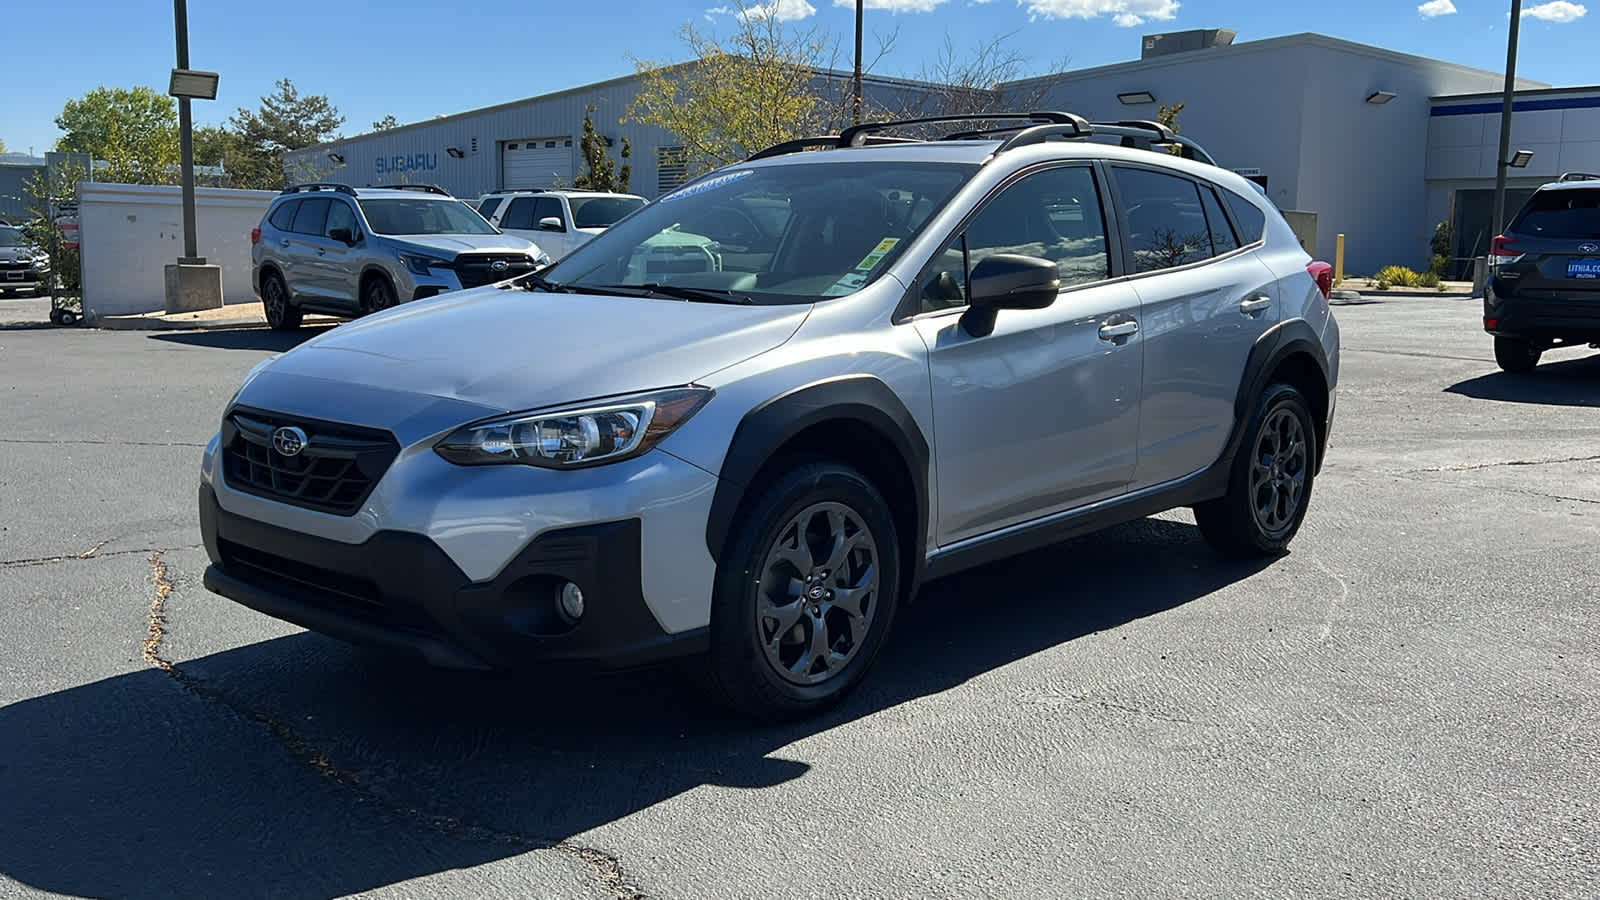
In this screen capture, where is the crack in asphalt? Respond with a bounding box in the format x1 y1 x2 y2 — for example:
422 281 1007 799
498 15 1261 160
1341 347 1490 363
139 550 648 900
1412 454 1600 473
0 541 202 570
0 438 208 447
1310 553 1351 644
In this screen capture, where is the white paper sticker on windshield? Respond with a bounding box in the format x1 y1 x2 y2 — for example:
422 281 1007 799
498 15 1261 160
823 237 900 297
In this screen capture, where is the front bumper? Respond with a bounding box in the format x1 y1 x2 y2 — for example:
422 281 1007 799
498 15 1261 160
200 483 708 670
1 265 44 287
1484 282 1600 343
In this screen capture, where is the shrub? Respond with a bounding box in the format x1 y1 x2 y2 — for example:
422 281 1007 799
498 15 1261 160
1375 278 1392 291
1430 253 1450 278
1417 271 1441 288
1376 265 1421 288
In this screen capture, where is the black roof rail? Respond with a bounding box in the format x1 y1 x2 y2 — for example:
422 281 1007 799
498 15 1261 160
281 182 356 196
369 183 451 196
1558 172 1600 183
745 134 917 161
838 111 1082 148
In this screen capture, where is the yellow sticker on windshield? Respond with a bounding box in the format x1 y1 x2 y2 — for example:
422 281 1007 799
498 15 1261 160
823 237 902 297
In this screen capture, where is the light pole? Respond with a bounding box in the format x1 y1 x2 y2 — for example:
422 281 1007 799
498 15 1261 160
852 0 863 125
165 0 221 313
1491 0 1523 237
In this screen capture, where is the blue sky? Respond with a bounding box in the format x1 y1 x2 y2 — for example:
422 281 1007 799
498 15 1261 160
3 0 1591 157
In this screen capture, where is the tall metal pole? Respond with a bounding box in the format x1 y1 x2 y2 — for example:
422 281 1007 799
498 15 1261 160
1492 0 1523 237
852 0 863 125
174 0 201 263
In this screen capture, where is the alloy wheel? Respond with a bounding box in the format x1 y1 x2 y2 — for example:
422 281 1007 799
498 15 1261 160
1249 406 1309 538
756 501 881 686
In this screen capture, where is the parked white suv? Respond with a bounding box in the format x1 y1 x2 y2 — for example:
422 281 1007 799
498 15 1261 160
477 189 646 259
201 113 1339 721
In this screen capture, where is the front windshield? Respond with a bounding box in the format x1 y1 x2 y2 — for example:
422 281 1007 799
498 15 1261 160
358 198 499 236
0 226 26 248
542 161 977 304
570 196 646 229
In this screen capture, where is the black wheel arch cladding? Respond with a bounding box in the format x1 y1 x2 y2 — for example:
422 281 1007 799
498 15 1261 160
1234 319 1331 469
704 375 931 593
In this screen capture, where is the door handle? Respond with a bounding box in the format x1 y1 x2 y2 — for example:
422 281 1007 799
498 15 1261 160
279 239 291 248
316 248 326 256
1239 296 1272 316
1098 320 1139 341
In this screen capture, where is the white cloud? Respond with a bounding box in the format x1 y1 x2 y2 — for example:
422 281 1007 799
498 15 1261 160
704 5 733 20
834 0 949 10
739 0 818 21
1417 0 1456 17
1523 1 1586 22
1020 0 1180 27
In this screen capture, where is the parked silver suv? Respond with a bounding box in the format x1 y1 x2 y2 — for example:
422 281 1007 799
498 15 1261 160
250 183 549 330
203 113 1340 720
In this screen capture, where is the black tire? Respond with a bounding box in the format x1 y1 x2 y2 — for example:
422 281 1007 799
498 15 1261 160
705 461 901 722
1194 383 1318 559
1494 336 1541 373
261 272 302 331
362 275 398 315
48 308 63 325
58 310 77 327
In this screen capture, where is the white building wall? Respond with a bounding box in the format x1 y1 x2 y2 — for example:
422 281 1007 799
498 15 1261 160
78 182 275 318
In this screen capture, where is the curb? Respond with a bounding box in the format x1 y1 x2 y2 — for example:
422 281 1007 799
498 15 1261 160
93 314 266 332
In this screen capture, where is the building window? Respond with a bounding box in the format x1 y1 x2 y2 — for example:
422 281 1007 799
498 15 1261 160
657 146 688 194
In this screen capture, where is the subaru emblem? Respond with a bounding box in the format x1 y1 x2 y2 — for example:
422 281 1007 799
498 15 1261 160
490 259 509 273
1581 243 1600 254
272 426 308 457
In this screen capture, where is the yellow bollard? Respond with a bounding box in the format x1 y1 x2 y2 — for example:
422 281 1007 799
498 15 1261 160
1334 233 1346 285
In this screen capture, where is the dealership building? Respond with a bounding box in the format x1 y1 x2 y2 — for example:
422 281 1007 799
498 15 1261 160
287 29 1600 275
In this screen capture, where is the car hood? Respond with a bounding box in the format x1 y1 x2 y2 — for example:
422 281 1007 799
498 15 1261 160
242 287 811 417
0 246 40 263
389 234 538 256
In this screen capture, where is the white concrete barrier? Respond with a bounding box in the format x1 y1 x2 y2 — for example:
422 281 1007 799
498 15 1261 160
78 182 276 319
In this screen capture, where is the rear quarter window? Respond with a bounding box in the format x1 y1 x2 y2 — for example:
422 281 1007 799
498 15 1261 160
267 200 299 231
1221 189 1267 244
477 197 504 220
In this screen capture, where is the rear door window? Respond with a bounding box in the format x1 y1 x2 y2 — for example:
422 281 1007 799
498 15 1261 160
1513 189 1600 238
1110 166 1213 273
290 197 330 237
268 199 299 231
1201 187 1240 255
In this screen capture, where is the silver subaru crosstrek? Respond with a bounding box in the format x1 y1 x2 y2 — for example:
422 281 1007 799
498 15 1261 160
202 113 1340 720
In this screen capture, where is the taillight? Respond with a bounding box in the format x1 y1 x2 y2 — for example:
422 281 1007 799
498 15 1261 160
250 227 261 245
1306 261 1333 300
1489 235 1522 266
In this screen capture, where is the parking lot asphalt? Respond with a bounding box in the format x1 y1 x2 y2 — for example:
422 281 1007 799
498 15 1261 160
1 295 1596 899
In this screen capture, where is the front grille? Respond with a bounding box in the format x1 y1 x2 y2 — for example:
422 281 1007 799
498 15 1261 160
220 409 399 516
0 260 36 271
453 253 537 289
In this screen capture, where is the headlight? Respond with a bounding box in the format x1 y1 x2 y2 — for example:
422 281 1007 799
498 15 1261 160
399 252 449 276
435 387 712 469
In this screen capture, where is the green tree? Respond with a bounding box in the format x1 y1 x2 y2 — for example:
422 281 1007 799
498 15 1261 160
21 158 89 303
0 138 7 153
54 86 179 184
572 106 631 193
372 114 400 131
228 78 345 189
1156 102 1186 155
627 1 829 175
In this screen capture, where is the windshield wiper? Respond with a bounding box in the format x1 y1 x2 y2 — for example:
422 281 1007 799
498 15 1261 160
589 283 756 305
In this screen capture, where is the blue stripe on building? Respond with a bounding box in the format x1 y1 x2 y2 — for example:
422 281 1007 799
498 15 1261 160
1432 95 1600 116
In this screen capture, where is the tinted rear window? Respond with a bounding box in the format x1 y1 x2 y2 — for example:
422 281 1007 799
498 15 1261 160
1221 189 1267 244
570 196 646 229
268 199 299 231
1512 189 1600 239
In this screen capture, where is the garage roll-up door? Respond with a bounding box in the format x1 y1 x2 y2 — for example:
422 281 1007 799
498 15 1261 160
502 138 573 190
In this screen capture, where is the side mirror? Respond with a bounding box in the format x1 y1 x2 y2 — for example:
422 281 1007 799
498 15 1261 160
960 253 1061 338
328 227 357 245
538 217 566 233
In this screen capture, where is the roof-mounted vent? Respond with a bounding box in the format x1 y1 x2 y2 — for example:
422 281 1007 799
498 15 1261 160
1141 28 1237 59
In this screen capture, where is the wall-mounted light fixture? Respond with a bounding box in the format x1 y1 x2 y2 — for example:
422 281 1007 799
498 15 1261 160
327 151 345 164
1507 149 1534 168
445 147 465 159
1365 90 1398 105
1117 91 1156 106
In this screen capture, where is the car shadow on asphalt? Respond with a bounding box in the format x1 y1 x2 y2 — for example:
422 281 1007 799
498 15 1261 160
1444 352 1600 407
0 516 1271 899
149 325 337 352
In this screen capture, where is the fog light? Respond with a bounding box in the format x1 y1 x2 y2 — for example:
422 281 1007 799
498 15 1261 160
559 582 585 621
